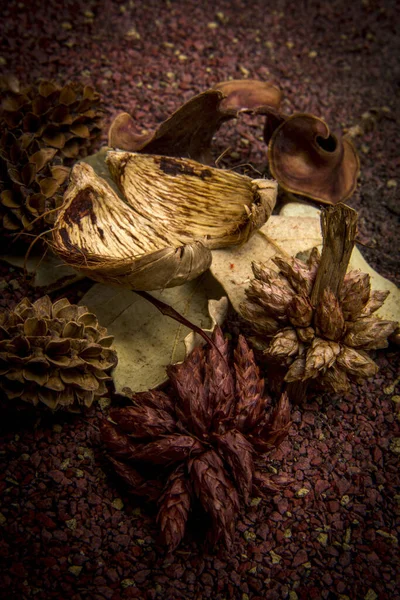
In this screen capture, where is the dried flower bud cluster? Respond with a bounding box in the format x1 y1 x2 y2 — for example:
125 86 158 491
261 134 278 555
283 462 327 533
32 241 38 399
0 296 117 410
241 250 397 393
0 79 103 233
101 326 291 550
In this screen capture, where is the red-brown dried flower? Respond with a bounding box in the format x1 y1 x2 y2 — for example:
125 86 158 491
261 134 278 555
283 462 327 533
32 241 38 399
101 326 291 551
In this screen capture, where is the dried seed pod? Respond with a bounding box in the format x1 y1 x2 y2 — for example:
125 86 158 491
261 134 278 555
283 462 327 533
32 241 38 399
0 295 117 411
0 79 103 234
52 154 277 290
241 248 397 394
101 326 291 551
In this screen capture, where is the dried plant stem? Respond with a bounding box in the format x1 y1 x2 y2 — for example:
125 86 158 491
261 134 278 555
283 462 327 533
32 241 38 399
286 203 358 403
135 290 218 352
310 204 358 303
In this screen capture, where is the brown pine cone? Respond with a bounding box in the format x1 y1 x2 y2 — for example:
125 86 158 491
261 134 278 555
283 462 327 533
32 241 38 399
0 79 103 234
101 326 291 551
0 295 117 410
240 249 397 394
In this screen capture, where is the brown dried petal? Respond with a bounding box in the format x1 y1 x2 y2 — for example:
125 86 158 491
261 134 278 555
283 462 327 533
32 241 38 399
336 346 379 379
251 392 291 451
284 355 307 382
132 435 204 465
246 279 295 317
266 328 299 363
126 389 175 415
344 317 396 350
272 255 314 296
239 301 280 337
339 270 371 321
287 294 313 328
297 326 315 344
360 289 390 317
314 289 345 341
157 464 191 551
233 334 266 431
109 405 176 438
188 450 240 549
304 337 341 379
205 326 235 427
100 420 139 460
215 430 254 504
167 346 208 436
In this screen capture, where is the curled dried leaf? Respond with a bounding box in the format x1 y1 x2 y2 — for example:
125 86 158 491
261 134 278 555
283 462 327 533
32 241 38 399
108 79 282 164
268 113 360 204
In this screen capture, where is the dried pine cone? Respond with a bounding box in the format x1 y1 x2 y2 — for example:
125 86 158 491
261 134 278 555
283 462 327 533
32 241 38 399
240 249 397 394
0 79 103 233
101 326 291 551
0 296 117 410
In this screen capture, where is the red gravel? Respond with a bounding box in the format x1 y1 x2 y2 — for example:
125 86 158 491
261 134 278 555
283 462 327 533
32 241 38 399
1 1 399 599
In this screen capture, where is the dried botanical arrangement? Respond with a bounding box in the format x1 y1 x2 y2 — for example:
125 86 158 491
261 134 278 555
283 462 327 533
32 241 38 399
0 295 117 410
108 79 359 205
101 326 291 550
0 78 103 234
51 153 277 290
240 204 397 400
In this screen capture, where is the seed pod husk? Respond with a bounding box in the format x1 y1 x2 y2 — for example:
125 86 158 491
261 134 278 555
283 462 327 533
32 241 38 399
52 153 277 291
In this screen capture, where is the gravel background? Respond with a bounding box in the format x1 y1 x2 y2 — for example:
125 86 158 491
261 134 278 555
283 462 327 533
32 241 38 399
0 1 399 599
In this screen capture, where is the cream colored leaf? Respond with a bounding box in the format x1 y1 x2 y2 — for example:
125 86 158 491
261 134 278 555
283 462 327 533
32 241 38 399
79 271 225 393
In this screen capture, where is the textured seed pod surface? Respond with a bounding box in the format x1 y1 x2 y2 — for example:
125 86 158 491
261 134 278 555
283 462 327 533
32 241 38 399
52 152 277 290
0 295 117 410
101 326 291 550
0 79 103 234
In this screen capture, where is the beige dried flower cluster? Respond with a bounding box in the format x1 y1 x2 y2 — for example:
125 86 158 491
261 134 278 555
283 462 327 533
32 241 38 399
241 249 396 393
0 296 117 410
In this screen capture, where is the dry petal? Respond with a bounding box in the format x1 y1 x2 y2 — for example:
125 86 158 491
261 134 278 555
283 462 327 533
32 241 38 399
214 430 254 504
239 301 280 336
287 294 313 328
109 405 176 438
157 465 191 551
272 255 314 296
189 450 240 548
266 328 299 362
233 334 266 431
340 270 371 320
344 317 396 350
336 346 378 379
314 289 345 341
304 337 340 379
